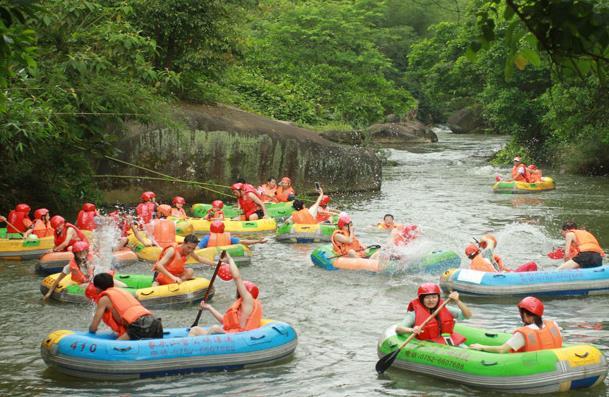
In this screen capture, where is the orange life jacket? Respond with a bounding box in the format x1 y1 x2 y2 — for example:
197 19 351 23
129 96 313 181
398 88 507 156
208 232 232 247
222 298 263 333
171 207 187 219
68 254 94 284
100 287 151 336
205 209 225 221
528 169 542 183
54 223 89 251
512 164 530 182
513 320 562 352
570 229 605 257
155 244 187 278
152 219 176 249
316 208 331 223
291 208 317 224
259 184 277 202
470 253 506 272
331 229 365 257
274 186 295 203
7 210 31 233
32 219 54 238
407 298 466 345
136 202 156 224
76 210 97 231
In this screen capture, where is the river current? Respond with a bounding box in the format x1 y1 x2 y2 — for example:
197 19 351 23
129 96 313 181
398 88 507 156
1 130 609 396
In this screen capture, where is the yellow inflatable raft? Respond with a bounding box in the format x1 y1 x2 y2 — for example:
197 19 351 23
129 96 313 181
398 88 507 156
186 218 277 235
492 176 556 194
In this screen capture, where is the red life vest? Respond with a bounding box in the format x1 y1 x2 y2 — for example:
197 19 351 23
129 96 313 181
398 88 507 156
407 298 466 345
513 320 562 352
7 210 31 233
171 207 187 219
76 210 97 231
512 164 530 182
222 298 263 333
205 209 225 221
331 229 365 257
54 223 89 251
68 254 94 284
154 244 188 285
292 208 317 224
208 232 232 247
32 219 54 238
100 287 151 336
238 186 262 217
570 229 605 257
136 202 156 224
152 219 176 249
316 208 331 223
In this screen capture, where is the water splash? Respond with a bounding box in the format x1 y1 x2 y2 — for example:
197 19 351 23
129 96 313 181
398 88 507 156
91 215 122 275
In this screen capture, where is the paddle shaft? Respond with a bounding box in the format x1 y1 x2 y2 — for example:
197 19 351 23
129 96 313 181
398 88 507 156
0 216 25 237
397 297 452 350
190 251 226 328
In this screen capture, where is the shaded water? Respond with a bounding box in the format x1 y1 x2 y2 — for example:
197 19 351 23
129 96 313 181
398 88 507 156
2 130 609 396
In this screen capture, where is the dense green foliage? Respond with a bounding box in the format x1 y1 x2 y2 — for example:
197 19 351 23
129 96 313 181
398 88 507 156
2 0 609 212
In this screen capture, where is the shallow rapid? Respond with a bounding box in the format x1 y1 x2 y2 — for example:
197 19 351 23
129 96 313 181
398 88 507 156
2 130 609 396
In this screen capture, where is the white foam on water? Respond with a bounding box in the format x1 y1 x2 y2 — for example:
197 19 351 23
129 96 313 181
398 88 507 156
91 215 122 275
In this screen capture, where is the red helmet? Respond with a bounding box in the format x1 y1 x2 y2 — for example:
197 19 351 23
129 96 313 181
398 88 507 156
140 191 156 201
50 215 65 229
280 177 291 185
172 196 186 205
320 195 331 207
15 203 31 213
417 283 441 297
465 244 480 258
82 203 96 212
211 200 224 209
72 241 90 253
230 183 243 191
337 212 351 229
528 164 537 170
517 296 544 316
210 220 225 234
34 208 49 220
243 280 259 299
157 204 172 217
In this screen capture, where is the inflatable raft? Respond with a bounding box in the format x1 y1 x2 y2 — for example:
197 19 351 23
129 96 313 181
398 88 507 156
36 248 138 275
41 319 297 380
492 177 555 194
187 218 277 235
127 233 252 265
377 323 607 393
275 223 337 243
191 201 294 221
440 266 609 298
40 273 214 307
0 233 54 260
310 244 460 274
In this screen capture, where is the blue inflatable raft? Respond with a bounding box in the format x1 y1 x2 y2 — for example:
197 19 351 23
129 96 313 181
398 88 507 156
440 266 609 298
41 320 297 379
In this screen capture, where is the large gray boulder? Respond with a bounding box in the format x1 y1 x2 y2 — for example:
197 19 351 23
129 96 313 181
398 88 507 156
367 121 438 145
447 104 486 133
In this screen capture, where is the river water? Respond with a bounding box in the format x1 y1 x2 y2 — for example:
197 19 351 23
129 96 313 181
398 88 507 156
2 130 609 396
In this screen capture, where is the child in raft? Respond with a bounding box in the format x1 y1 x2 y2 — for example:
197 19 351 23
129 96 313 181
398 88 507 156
189 252 262 336
205 200 225 221
171 196 188 219
396 283 472 346
469 297 562 352
465 234 537 272
284 187 326 224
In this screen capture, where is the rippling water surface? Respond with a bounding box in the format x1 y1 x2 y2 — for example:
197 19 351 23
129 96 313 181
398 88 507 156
2 131 609 396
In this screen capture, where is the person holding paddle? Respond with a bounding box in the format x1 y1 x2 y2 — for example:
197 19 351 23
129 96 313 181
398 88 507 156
189 252 262 336
396 283 472 346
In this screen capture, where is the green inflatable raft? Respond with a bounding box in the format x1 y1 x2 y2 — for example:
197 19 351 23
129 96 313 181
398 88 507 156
191 201 294 221
377 323 607 393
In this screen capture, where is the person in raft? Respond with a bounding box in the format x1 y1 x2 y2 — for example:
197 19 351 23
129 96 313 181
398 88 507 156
231 183 268 221
511 156 530 182
88 273 163 340
316 195 339 223
0 203 33 237
465 234 537 273
136 191 157 225
197 220 265 249
331 212 377 258
152 234 218 285
285 187 326 224
557 222 605 270
51 215 89 252
376 214 402 230
189 253 262 336
274 177 295 203
144 204 177 249
205 200 225 221
526 164 543 183
396 283 472 346
171 196 188 219
258 177 278 203
75 203 98 231
469 296 562 353
22 208 54 238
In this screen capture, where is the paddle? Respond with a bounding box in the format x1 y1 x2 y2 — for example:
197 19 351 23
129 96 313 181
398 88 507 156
376 297 453 374
190 250 227 328
0 216 24 237
326 244 381 260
